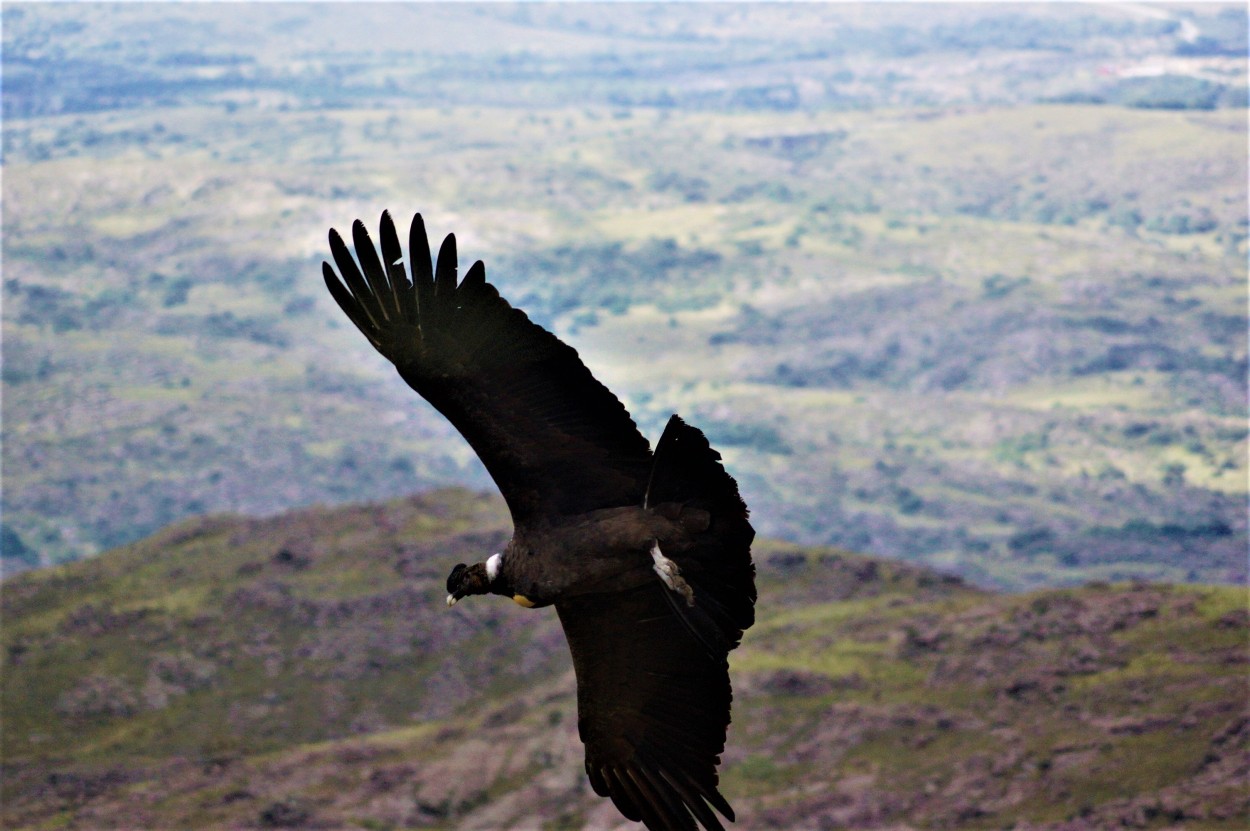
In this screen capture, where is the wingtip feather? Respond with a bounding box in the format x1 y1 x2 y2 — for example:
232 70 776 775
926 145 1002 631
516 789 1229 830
462 260 487 291
435 232 458 296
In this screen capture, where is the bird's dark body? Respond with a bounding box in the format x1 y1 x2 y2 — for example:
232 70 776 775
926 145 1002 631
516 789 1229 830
322 211 756 831
500 504 697 606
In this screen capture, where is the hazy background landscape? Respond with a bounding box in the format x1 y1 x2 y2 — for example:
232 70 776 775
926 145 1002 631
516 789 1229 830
3 1 1246 589
2 2 1248 828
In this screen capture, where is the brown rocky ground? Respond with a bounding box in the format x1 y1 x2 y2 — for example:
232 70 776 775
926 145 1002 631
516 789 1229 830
3 491 1246 829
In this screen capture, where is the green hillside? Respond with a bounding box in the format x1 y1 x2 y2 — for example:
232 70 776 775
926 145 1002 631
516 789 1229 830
2 3 1246 589
3 491 1246 829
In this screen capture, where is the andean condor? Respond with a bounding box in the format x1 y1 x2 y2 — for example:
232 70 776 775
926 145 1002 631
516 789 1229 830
321 211 757 831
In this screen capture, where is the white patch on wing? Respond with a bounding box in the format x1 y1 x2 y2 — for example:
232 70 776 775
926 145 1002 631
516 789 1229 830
486 552 502 581
650 541 695 606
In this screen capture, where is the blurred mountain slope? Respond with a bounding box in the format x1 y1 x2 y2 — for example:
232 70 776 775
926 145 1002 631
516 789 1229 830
2 490 1246 829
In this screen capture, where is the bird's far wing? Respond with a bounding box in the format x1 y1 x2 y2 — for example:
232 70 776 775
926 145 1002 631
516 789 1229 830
646 415 757 657
323 211 653 522
556 583 738 831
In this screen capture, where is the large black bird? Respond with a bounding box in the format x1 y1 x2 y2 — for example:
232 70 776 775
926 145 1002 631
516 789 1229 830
321 212 756 831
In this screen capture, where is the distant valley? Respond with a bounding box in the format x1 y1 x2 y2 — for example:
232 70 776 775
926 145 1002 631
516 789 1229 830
2 2 1246 589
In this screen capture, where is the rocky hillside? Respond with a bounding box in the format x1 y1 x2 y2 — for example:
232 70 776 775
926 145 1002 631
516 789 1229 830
2 490 1247 830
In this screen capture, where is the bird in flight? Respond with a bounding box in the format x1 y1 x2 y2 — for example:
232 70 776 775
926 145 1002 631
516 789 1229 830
322 212 756 831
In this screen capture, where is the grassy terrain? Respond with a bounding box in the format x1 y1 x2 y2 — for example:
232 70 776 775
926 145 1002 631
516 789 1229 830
2 491 1246 830
2 3 1246 590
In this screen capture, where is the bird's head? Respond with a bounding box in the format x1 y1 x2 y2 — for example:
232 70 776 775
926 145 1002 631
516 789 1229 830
445 552 503 607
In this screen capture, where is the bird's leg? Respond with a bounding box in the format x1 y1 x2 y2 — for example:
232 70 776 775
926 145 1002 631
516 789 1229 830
650 540 695 606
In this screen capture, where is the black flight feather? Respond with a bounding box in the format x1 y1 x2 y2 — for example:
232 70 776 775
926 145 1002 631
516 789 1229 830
324 211 654 522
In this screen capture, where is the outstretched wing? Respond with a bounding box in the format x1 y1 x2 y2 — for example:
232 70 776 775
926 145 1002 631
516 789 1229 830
557 584 738 831
322 211 654 523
